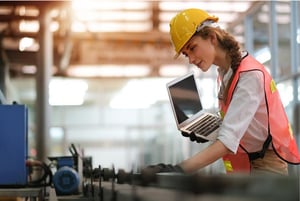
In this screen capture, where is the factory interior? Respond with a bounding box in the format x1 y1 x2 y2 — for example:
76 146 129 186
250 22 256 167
0 0 299 200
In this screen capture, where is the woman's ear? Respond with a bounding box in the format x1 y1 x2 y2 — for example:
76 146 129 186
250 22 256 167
210 32 218 46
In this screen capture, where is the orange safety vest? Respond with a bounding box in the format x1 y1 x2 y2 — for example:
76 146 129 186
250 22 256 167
220 54 300 174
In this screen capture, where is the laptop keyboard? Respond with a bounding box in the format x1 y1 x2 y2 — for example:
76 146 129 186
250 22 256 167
186 115 222 136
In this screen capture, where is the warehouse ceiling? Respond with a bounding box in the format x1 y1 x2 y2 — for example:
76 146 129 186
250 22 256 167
0 0 260 79
1 0 294 107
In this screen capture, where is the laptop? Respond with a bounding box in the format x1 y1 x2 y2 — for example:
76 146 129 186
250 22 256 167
166 72 222 141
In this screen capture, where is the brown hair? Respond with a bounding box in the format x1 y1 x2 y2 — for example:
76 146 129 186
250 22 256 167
195 26 242 102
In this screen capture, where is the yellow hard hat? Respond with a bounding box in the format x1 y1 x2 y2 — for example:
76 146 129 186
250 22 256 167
169 8 219 58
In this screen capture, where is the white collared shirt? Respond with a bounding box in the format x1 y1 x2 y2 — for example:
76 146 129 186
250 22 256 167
217 68 269 154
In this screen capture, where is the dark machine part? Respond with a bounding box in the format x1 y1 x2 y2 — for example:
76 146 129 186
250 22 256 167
92 166 157 186
82 156 93 178
41 163 299 201
90 165 144 201
88 168 298 201
86 166 299 201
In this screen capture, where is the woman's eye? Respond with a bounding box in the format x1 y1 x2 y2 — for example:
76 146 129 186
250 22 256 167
189 45 196 52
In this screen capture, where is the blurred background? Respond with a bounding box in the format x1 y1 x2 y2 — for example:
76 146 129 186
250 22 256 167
0 0 299 174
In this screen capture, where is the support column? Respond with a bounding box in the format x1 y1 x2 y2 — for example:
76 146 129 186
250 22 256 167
0 33 9 102
244 15 254 55
290 1 299 106
269 1 279 78
290 0 300 177
36 7 52 162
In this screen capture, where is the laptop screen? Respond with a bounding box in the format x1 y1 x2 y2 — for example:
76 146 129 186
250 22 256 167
168 73 203 125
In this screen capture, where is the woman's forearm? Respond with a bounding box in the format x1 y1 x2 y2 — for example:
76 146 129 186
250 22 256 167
179 140 231 173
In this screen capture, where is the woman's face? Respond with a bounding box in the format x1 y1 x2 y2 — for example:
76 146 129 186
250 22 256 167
181 35 216 72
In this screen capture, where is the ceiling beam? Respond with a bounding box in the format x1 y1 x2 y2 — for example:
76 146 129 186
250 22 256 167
227 1 265 30
5 49 37 65
0 1 70 8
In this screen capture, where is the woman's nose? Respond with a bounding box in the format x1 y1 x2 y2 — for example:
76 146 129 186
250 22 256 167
188 54 195 64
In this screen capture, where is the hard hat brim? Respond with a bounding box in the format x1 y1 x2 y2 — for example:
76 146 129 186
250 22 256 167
173 52 180 59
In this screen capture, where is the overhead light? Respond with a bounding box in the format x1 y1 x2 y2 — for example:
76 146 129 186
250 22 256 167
22 65 37 74
72 21 86 32
19 37 35 51
19 20 39 32
74 11 151 21
72 0 150 10
49 78 88 106
86 22 152 32
19 37 40 52
71 1 152 32
17 6 39 17
19 20 59 33
159 1 250 12
67 65 151 77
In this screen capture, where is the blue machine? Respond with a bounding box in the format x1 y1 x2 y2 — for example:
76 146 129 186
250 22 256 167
49 144 83 195
52 157 81 195
0 104 28 186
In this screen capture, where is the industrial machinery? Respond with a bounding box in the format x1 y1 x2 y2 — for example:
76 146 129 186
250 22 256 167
0 103 28 187
51 165 299 201
0 98 298 200
48 144 83 196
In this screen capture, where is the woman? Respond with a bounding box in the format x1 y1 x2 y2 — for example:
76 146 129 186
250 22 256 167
146 8 300 176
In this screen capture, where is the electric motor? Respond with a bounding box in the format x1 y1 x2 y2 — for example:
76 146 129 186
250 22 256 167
53 166 80 195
